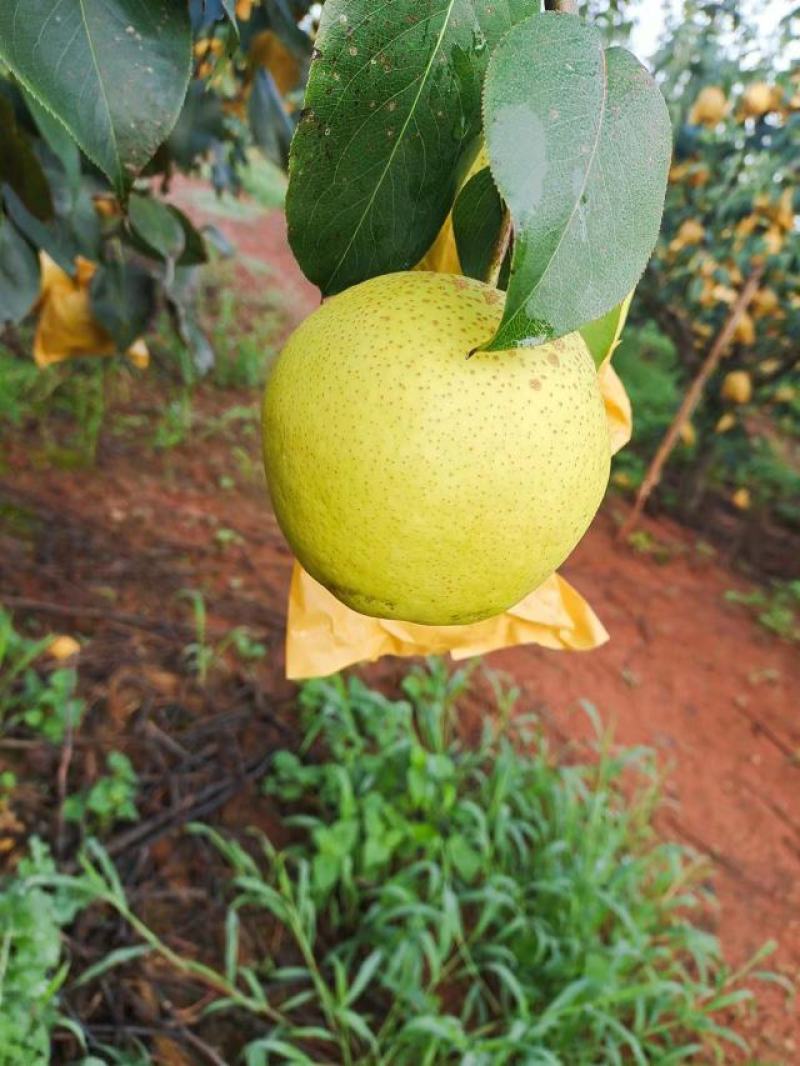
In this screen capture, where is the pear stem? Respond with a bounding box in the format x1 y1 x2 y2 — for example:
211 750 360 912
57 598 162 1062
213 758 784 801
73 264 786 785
485 210 512 289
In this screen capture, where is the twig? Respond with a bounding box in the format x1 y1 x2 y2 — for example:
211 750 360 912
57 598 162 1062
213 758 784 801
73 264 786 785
545 0 578 11
55 713 75 858
619 266 765 540
0 595 194 639
99 750 274 860
485 210 513 289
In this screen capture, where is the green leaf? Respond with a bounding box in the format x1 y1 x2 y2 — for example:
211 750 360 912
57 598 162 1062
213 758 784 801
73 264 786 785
89 260 155 350
21 87 82 195
0 95 52 221
0 213 40 325
2 186 77 276
172 208 209 267
483 14 671 350
447 833 482 882
128 194 186 262
579 291 634 368
0 0 192 195
452 166 504 281
286 0 539 296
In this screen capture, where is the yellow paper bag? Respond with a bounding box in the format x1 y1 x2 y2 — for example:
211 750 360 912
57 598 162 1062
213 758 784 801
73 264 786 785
286 565 608 681
33 254 149 369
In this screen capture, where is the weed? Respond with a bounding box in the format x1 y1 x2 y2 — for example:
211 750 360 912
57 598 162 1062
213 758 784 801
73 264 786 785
0 347 109 466
152 391 193 450
179 589 215 684
214 527 245 549
0 838 98 1065
45 665 786 1064
224 626 267 662
725 580 800 642
0 610 85 743
63 752 139 836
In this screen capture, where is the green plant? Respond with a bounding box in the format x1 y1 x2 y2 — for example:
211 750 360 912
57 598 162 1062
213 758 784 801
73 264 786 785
0 838 97 1065
206 282 279 391
152 391 194 451
225 626 268 662
63 752 139 835
0 347 109 466
179 589 215 684
50 666 784 1064
0 609 85 742
725 580 800 642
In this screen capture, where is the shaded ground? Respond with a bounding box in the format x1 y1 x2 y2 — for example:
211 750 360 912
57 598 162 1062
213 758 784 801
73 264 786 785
1 181 798 1060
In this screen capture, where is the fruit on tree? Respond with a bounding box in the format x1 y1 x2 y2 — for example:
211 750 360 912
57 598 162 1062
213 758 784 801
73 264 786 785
733 313 756 346
689 86 728 125
722 371 753 405
751 287 780 318
669 218 705 253
262 272 611 625
740 82 778 118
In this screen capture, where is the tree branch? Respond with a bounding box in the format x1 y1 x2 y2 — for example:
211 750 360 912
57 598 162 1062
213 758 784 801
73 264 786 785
485 211 513 289
618 266 765 540
545 0 579 12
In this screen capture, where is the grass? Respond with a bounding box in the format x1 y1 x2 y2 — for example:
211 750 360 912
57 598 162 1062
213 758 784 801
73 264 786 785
724 579 800 642
9 660 784 1064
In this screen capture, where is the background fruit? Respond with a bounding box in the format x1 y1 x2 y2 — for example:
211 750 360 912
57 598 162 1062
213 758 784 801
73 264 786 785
262 272 611 625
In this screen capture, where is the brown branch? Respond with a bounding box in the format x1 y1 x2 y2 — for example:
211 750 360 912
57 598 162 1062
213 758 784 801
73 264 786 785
545 0 579 11
618 266 765 540
485 210 512 289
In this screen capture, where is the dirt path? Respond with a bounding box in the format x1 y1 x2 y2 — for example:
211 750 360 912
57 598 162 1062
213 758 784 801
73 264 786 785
2 181 798 1060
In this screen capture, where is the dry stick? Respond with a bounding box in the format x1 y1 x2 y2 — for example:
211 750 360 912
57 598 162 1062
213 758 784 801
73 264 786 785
485 210 513 289
618 266 765 540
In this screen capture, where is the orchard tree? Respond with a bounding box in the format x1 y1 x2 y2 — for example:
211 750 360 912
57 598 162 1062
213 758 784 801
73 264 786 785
627 0 799 527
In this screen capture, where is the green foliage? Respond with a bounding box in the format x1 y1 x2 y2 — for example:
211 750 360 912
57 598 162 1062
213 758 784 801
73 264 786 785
0 609 84 743
287 0 536 296
63 752 140 835
46 665 779 1064
0 838 97 1066
243 667 769 1062
725 580 800 643
0 1 192 195
483 14 670 348
206 278 279 390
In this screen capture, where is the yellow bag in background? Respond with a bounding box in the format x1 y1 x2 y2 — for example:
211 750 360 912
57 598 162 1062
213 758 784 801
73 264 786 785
34 254 149 369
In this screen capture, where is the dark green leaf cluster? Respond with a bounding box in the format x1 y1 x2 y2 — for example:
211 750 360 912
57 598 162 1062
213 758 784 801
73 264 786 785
287 2 671 349
0 0 316 369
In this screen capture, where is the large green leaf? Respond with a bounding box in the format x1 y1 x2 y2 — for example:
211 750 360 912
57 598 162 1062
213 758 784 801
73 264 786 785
0 213 40 325
286 0 539 295
483 13 671 350
0 0 192 196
